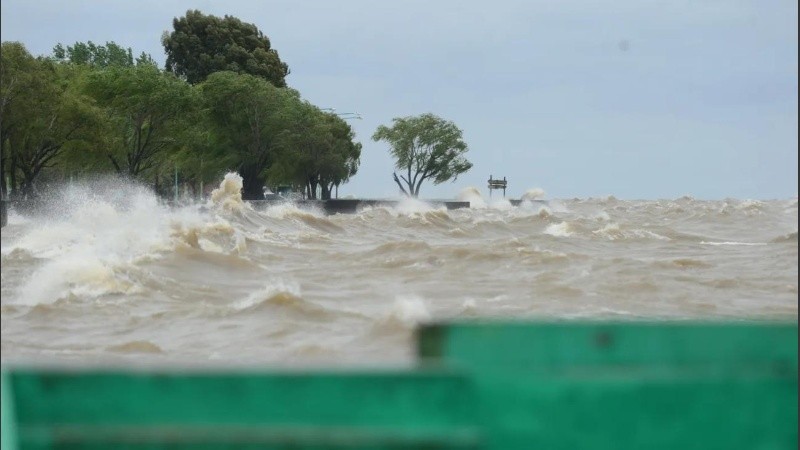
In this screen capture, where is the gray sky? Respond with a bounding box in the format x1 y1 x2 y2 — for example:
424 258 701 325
2 0 797 199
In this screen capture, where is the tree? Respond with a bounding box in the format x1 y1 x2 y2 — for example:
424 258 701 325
200 71 294 199
0 42 37 199
52 41 158 68
83 65 198 178
1 43 101 200
372 113 472 197
162 10 289 87
271 104 361 199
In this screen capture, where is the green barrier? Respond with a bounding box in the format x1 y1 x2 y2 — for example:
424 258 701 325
417 321 798 370
3 370 481 449
417 321 798 450
3 322 797 449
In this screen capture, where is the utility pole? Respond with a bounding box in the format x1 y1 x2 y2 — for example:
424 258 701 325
174 164 178 203
199 157 203 201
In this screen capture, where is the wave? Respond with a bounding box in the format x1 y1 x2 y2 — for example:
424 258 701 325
544 222 576 237
521 188 546 201
717 199 766 216
363 240 433 256
230 281 304 312
107 340 163 354
380 295 431 330
700 241 767 246
592 223 670 241
457 187 487 208
260 203 344 233
16 254 145 306
227 281 367 321
653 258 713 269
208 172 251 213
770 231 798 243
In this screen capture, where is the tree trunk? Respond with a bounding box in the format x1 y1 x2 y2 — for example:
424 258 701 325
239 165 265 200
9 153 18 200
320 182 332 200
392 172 409 197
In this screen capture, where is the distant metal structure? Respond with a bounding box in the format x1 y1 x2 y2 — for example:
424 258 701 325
488 175 507 198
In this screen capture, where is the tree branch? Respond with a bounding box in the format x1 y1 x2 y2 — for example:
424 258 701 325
393 172 409 197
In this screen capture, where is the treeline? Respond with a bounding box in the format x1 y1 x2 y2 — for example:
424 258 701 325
0 10 361 202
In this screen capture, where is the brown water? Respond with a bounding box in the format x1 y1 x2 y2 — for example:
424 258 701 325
1 174 797 366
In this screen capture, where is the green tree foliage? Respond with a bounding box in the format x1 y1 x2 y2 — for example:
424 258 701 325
83 65 198 178
52 41 136 67
52 41 158 69
372 113 472 198
200 71 294 199
162 10 289 87
271 104 361 199
1 42 101 200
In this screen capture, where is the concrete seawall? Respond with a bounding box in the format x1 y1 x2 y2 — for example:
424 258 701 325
248 199 470 214
1 199 550 226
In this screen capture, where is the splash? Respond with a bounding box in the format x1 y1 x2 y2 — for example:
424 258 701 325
457 187 487 209
489 198 513 210
8 180 166 305
592 223 670 241
209 172 249 212
394 197 438 215
544 222 574 237
521 188 546 201
385 295 431 328
232 280 303 312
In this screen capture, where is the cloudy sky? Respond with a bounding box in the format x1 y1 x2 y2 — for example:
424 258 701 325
2 0 797 199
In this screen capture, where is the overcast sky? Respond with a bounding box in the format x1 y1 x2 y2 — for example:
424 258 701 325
2 0 797 199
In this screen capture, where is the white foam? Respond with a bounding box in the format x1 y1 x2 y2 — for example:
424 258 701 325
262 202 323 219
489 198 513 210
457 187 487 209
547 199 570 213
209 172 251 212
18 256 140 305
232 280 302 311
6 209 29 225
544 222 574 237
700 241 767 246
592 223 670 241
592 211 611 221
394 197 437 215
387 295 431 326
521 188 546 201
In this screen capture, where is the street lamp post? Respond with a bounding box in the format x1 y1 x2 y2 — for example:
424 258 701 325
321 108 362 120
322 108 362 199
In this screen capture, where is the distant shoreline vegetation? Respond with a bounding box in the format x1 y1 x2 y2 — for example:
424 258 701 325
0 10 472 206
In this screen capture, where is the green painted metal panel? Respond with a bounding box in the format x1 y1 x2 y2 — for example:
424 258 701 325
418 321 798 370
5 321 797 449
2 371 19 450
418 321 798 450
9 370 481 449
467 370 796 450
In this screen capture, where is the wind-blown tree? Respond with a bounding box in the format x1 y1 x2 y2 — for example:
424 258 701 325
0 42 36 199
200 71 295 199
1 43 100 200
83 64 198 178
52 41 131 67
170 113 235 199
162 10 289 86
52 41 157 68
272 105 361 199
321 116 362 199
372 113 472 198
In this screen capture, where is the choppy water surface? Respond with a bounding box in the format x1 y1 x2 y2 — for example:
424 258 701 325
1 174 797 366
